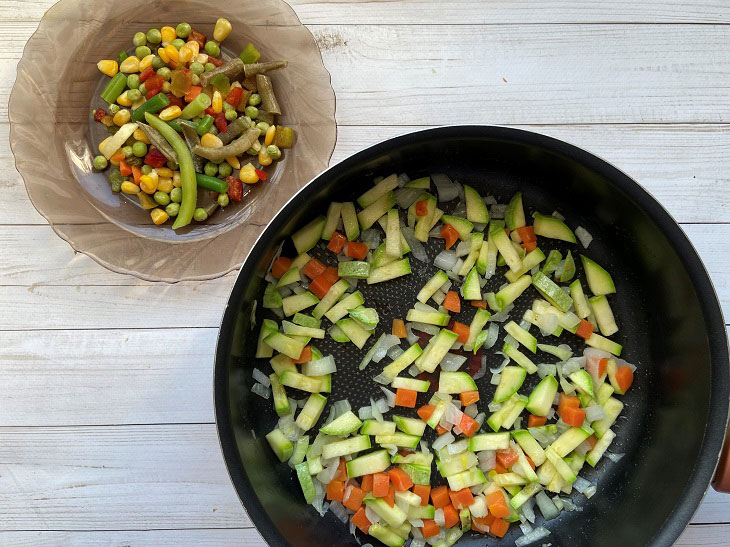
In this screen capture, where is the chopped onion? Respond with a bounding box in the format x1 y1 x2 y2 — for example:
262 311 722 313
365 505 381 524
252 368 270 387
291 285 306 295
444 403 464 426
432 173 460 202
605 451 625 463
452 200 466 217
375 398 389 414
551 210 565 220
372 373 390 385
515 526 551 546
616 357 638 372
277 285 293 298
432 432 455 451
554 259 566 280
490 372 502 385
415 302 438 313
483 323 499 349
408 364 420 376
251 382 270 399
317 457 340 484
420 440 430 455
504 334 518 348
572 476 592 494
333 399 351 418
537 363 557 378
490 356 510 374
489 304 515 323
529 427 556 447
513 417 523 430
447 439 469 455
387 345 404 359
382 443 398 456
576 226 593 248
304 355 337 375
358 405 373 420
491 204 507 219
520 521 533 534
434 250 458 270
434 508 446 527
432 289 446 305
562 497 581 512
472 353 488 380
464 404 478 418
562 357 582 375
478 450 496 471
380 386 396 407
360 229 381 250
324 405 337 425
408 321 440 335
397 173 411 186
585 404 606 422
370 396 382 422
488 402 502 412
330 500 348 523
535 491 559 520
401 224 428 262
373 334 401 363
405 324 419 345
475 412 486 427
547 407 556 420
537 313 559 336
312 479 326 515
440 352 467 371
455 240 471 257
429 225 443 238
411 539 425 547
394 187 423 209
584 484 597 498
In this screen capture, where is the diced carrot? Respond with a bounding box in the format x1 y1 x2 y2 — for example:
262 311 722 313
372 472 390 498
384 485 396 507
119 159 132 176
490 517 510 538
392 318 407 338
395 388 418 408
443 291 461 313
494 462 508 474
440 223 460 249
343 486 365 511
459 413 479 437
528 414 547 427
320 266 339 285
415 199 428 216
598 357 608 377
327 231 347 254
557 393 580 418
443 504 459 528
333 459 348 481
496 449 519 469
616 365 634 392
486 490 510 519
309 275 334 299
360 474 373 492
413 484 430 506
516 225 537 243
521 240 537 252
561 406 586 427
451 321 470 344
471 300 487 309
586 434 599 450
184 85 202 102
301 258 326 280
471 514 495 534
449 488 474 510
417 404 435 422
575 319 594 340
526 455 536 470
388 468 414 491
431 485 450 509
459 390 480 407
293 346 312 364
351 506 371 534
110 150 126 164
436 423 449 435
271 257 292 279
326 480 345 501
346 241 368 260
421 519 440 538
131 165 142 185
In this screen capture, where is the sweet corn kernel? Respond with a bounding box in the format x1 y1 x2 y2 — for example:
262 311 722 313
159 105 182 121
155 167 173 178
164 44 179 64
185 40 200 57
119 56 140 73
139 54 155 71
139 175 158 194
113 109 131 126
100 115 115 127
239 163 259 184
200 133 223 148
178 45 194 64
213 18 232 42
225 155 240 169
160 26 176 44
97 60 118 77
121 181 140 194
157 177 174 193
132 97 145 110
150 208 169 225
264 125 276 146
258 147 272 166
116 90 132 107
133 128 150 144
212 90 223 114
173 172 182 187
194 53 208 64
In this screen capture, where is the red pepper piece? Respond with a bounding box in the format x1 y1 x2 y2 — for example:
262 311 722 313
93 108 106 122
144 147 168 168
208 56 223 67
255 169 267 180
214 112 228 133
226 87 243 108
226 176 243 201
139 66 155 83
189 29 206 48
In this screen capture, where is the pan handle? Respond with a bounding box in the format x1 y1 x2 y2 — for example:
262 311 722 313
712 430 730 492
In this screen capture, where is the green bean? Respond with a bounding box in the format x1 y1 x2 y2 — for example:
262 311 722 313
193 129 261 161
93 155 108 170
131 93 170 122
100 73 128 104
196 115 214 136
138 122 178 163
218 116 248 144
179 121 206 173
199 58 244 88
196 173 229 193
255 74 280 115
145 113 197 230
255 110 275 126
243 60 287 78
181 93 211 120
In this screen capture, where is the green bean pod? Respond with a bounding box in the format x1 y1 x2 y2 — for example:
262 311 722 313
243 60 288 78
131 93 170 122
100 73 128 104
196 174 229 193
255 74 280 115
196 115 215 136
181 93 212 120
138 122 179 163
192 128 261 161
199 58 245 88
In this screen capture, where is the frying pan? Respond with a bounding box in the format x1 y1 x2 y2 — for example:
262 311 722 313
214 126 730 546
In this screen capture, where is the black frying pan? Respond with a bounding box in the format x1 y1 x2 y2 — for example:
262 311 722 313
214 126 730 546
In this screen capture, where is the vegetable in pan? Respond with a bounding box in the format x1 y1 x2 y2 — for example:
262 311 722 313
254 173 635 546
91 18 295 229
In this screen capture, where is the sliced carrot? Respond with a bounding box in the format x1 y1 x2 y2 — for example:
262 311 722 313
616 365 634 392
516 225 537 243
131 165 142 185
326 480 345 502
417 404 435 422
346 241 368 260
436 423 449 435
271 257 292 279
459 390 480 407
392 318 407 338
384 485 396 507
440 223 460 249
415 199 428 216
459 413 479 437
327 231 347 254
293 346 312 364
451 321 470 344
395 388 418 408
471 300 487 309
413 484 430 506
351 506 371 534
421 519 440 538
301 258 326 280
490 517 510 538
184 85 202 102
343 486 365 511
449 487 474 510
575 319 594 340
388 468 414 491
521 240 537 252
486 490 509 519
431 485 450 509
333 459 348 481
360 474 373 492
119 159 132 176
528 414 547 427
496 449 519 469
561 406 586 427
598 357 608 377
443 504 459 528
372 472 390 498
443 290 461 313
586 434 599 450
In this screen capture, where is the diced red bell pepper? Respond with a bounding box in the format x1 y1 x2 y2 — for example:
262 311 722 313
208 56 223 67
144 147 168 168
226 176 243 202
255 169 267 181
214 112 227 133
93 108 106 122
145 89 160 100
166 93 183 108
138 66 155 83
188 29 206 48
204 106 216 116
144 75 164 93
225 87 243 108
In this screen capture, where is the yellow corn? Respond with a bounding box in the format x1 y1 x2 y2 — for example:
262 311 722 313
116 90 132 106
185 40 200 57
119 56 140 73
194 53 208 64
159 105 182 121
172 172 182 187
158 47 170 63
225 155 240 169
100 115 115 127
150 208 169 225
264 125 276 146
258 147 272 166
139 54 155 71
239 163 260 184
131 97 145 110
212 90 223 114
157 177 174 193
160 26 176 44
121 181 140 194
164 44 179 64
178 45 193 64
133 128 150 144
213 18 232 42
201 133 223 148
155 167 173 178
139 175 158 194
113 109 131 126
97 60 118 77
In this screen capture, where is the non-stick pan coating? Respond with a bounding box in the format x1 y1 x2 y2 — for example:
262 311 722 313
215 126 729 547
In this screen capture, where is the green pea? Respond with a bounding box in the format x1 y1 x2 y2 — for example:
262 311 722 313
217 193 230 207
133 32 147 47
122 145 134 158
267 145 282 160
218 162 232 177
108 103 120 114
193 207 208 221
162 82 171 93
244 106 258 119
204 62 216 72
126 74 140 89
170 187 182 203
248 93 261 106
93 155 108 170
171 38 185 50
176 22 191 38
189 62 204 75
146 28 162 44
157 67 171 80
255 121 270 133
191 74 200 85
154 191 171 206
141 165 153 175
110 179 123 192
205 41 220 57
132 141 148 157
222 101 234 112
127 88 142 102
224 109 237 121
166 202 180 217
138 83 147 95
108 168 123 185
204 161 218 176
135 46 151 59
151 55 165 69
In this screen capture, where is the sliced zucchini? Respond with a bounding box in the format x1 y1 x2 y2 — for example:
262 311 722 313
266 428 294 462
592 397 624 438
491 225 522 273
504 320 537 353
406 308 451 326
368 258 411 284
322 201 342 240
358 192 396 231
393 415 428 436
464 184 489 224
336 318 372 349
589 295 618 336
415 328 459 373
438 371 478 394
580 255 616 296
312 279 350 319
560 250 576 282
338 260 371 279
468 432 510 452
292 215 326 254
320 410 363 435
341 201 360 241
295 393 328 431
282 320 326 339
494 275 532 311
493 366 527 403
586 333 622 356
466 308 491 348
282 291 319 317
324 290 364 323
375 432 421 449
256 319 278 358
504 247 546 283
321 435 371 459
533 212 576 243
441 215 474 240
295 461 316 503
381 343 423 380
531 271 572 312
525 375 559 417
586 428 616 467
280 370 323 393
270 373 291 417
392 377 430 392
264 332 305 360
550 426 593 457
460 267 482 300
360 419 397 435
358 173 399 208
446 467 487 490
569 369 596 399
385 208 402 258
502 341 537 374
511 430 546 466
417 270 449 304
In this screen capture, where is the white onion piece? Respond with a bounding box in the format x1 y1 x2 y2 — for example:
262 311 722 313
434 508 446 527
360 229 381 250
554 259 566 281
401 224 428 262
576 226 593 248
277 285 293 298
380 386 396 407
475 412 486 427
291 285 306 295
562 358 582 375
535 491 560 520
585 405 606 422
537 364 557 378
433 250 458 270
616 357 638 372
358 405 373 420
394 187 423 209
513 416 523 430
312 479 326 515
370 397 382 422
304 355 337 375
373 334 401 363
478 450 496 472
455 240 471 257
414 302 438 313
252 368 270 387
411 538 426 547
324 405 336 425
432 289 446 305
264 272 275 283
483 323 499 349
429 225 443 238
473 353 488 380
405 324 419 345
432 173 460 202
504 334 518 348
397 173 411 186
584 347 612 361
444 403 464 426
432 432 455 450
447 439 469 455
520 522 533 535
605 451 625 463
489 304 515 323
515 526 550 546
547 407 556 420
408 321 440 335
473 222 487 232
317 457 339 484
537 313 559 336
372 373 390 385
440 352 467 371
483 194 497 206
584 485 597 498
365 505 381 524
330 500 349 523
491 204 507 219
251 382 270 399
382 443 398 456
572 476 592 494
464 404 478 418
488 402 502 412
490 356 510 374
387 345 404 360
452 200 467 217
420 440 430 455
375 398 389 414
408 364 420 376
490 372 502 385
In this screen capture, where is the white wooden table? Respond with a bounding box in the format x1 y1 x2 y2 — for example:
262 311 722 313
1 1 729 545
